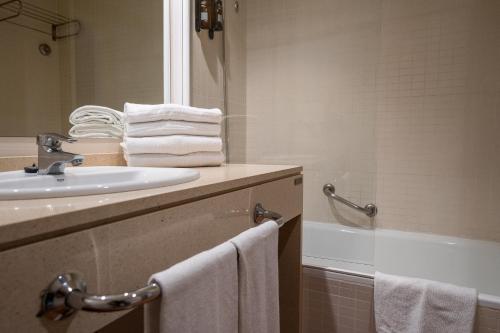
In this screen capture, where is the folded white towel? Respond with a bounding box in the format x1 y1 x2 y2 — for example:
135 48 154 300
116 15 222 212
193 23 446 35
145 242 238 333
122 135 223 155
230 221 280 333
69 124 123 138
125 120 221 137
124 102 222 124
69 105 123 125
375 272 477 333
124 151 224 167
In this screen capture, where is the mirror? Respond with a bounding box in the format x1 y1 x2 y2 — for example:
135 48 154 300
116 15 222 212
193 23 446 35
0 0 164 137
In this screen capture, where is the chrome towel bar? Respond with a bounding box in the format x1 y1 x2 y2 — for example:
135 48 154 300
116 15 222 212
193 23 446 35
37 204 285 321
323 183 378 217
37 273 161 321
254 203 285 227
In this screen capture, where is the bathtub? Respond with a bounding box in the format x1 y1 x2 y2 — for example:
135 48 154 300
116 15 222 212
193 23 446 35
302 220 500 309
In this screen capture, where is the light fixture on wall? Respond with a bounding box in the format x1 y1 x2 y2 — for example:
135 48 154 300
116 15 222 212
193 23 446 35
195 0 223 40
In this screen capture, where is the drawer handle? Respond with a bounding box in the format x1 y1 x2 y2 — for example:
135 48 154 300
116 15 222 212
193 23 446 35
37 273 161 321
254 203 285 227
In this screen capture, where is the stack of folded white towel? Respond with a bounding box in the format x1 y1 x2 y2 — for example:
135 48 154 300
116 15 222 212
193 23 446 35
122 103 225 167
69 105 124 138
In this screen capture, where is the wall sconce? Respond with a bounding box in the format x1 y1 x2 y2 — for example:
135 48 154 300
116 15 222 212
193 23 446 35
195 0 223 39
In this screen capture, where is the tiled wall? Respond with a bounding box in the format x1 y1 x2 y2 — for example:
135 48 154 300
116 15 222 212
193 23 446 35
224 0 500 242
374 0 500 241
476 307 500 333
190 4 225 111
303 268 375 333
303 267 500 333
239 0 381 230
190 0 247 160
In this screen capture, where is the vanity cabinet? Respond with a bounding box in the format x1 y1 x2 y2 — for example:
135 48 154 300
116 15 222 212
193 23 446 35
0 173 303 333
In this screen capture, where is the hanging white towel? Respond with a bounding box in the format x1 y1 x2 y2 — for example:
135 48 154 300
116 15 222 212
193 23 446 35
124 102 222 124
230 221 280 333
145 242 238 333
122 135 223 155
125 120 221 137
124 151 225 167
69 123 123 138
69 105 123 125
374 272 477 333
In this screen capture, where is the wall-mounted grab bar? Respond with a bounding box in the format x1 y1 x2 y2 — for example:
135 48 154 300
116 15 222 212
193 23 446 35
37 204 285 321
323 183 378 217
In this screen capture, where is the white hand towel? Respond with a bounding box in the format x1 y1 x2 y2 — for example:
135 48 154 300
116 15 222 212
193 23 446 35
374 272 477 333
125 120 221 137
230 221 280 333
124 102 222 124
69 124 123 138
69 105 123 125
145 242 238 333
123 135 223 155
124 151 225 167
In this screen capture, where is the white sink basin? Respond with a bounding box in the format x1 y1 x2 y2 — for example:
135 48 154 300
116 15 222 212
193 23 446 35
0 166 200 200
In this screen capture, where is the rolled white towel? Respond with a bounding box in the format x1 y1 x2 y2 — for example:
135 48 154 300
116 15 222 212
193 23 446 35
70 105 124 125
69 124 123 138
125 120 221 137
122 135 223 155
124 151 225 167
124 102 222 124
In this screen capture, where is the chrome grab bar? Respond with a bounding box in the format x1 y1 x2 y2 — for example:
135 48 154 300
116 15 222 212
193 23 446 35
254 203 285 227
37 273 161 321
38 204 285 321
323 183 378 217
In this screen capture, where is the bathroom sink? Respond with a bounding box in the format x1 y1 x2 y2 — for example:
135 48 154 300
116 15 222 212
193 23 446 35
0 166 200 200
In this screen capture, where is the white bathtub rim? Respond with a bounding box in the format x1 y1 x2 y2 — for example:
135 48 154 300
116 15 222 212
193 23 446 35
305 220 500 249
303 261 500 310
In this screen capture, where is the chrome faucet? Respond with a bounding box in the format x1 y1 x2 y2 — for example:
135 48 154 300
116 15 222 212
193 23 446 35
37 133 84 175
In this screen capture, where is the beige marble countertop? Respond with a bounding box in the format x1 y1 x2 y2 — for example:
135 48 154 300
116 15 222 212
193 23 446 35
0 164 302 250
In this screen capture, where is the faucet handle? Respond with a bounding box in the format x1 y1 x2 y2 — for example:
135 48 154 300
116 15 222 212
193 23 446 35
37 133 77 149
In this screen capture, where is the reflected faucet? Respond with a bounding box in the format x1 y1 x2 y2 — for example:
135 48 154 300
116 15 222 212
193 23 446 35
37 133 84 175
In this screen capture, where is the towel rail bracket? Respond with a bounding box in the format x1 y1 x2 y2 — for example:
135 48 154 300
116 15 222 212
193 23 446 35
254 203 285 227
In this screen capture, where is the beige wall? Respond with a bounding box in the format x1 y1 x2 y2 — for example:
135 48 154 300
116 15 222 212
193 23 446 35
224 0 247 163
190 1 227 155
0 0 163 137
0 0 63 136
59 0 164 133
374 1 500 241
224 0 500 242
239 0 381 229
190 8 225 111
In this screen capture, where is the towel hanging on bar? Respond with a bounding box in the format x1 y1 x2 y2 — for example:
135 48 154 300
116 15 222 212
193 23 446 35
36 203 286 321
